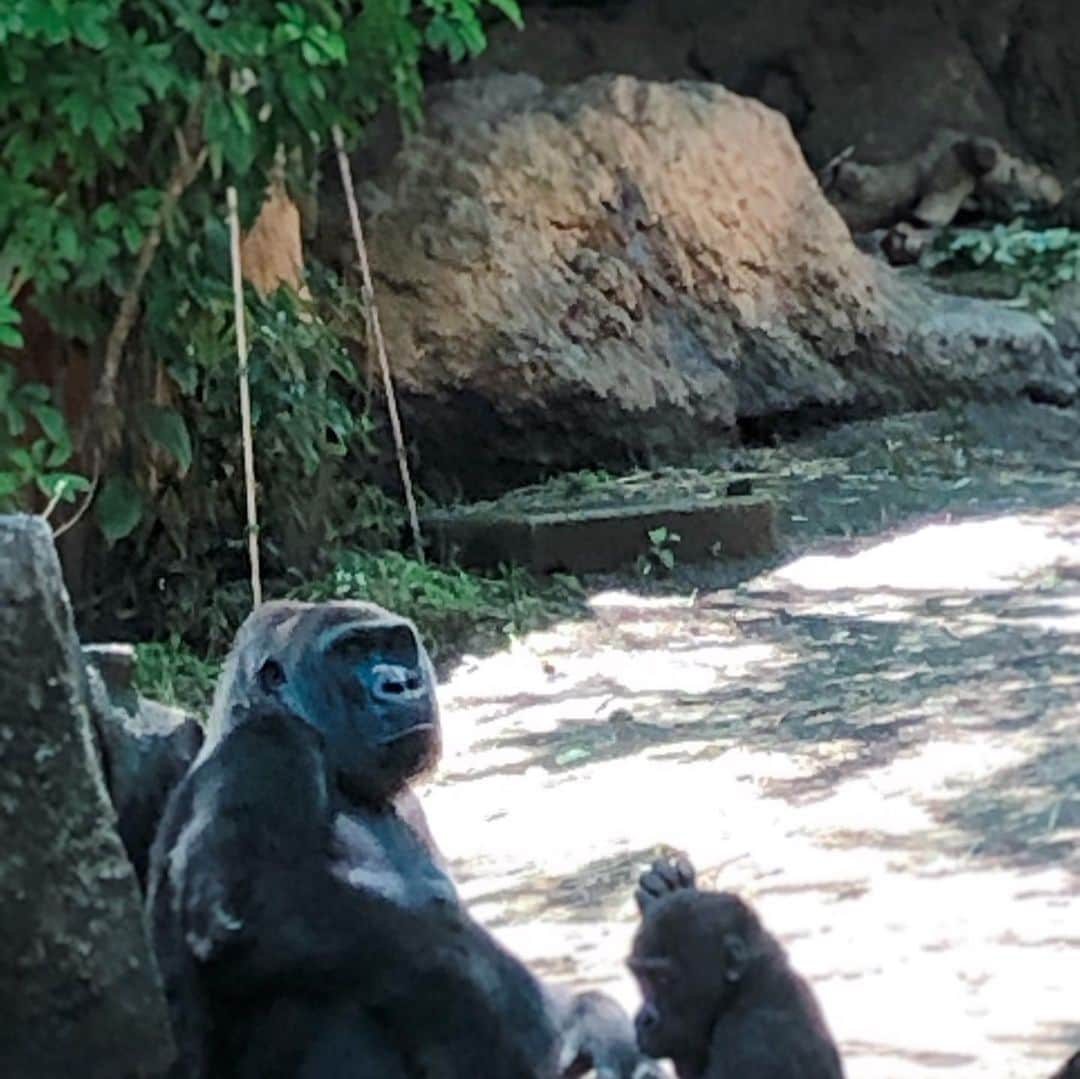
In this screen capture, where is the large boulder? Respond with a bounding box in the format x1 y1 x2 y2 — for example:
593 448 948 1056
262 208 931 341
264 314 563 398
0 516 175 1078
355 75 1074 491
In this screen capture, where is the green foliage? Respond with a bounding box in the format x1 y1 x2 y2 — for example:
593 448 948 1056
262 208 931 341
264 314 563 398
100 255 396 642
0 362 91 511
1 0 523 327
2 0 526 646
138 403 193 475
133 549 585 710
295 549 585 662
95 473 144 541
0 0 523 555
134 634 221 712
637 524 680 577
924 221 1080 321
0 295 23 348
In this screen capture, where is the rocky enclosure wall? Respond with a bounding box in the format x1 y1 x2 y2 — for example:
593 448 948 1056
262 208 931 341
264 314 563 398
472 0 1080 219
0 516 175 1078
351 75 1074 493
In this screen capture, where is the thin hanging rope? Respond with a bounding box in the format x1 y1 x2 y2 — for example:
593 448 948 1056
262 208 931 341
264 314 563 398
332 124 424 563
226 186 263 608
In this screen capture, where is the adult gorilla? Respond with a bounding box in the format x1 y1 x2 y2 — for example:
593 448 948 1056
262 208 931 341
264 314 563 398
147 601 653 1079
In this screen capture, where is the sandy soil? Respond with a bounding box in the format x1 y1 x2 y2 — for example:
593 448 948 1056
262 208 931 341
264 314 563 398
420 404 1080 1079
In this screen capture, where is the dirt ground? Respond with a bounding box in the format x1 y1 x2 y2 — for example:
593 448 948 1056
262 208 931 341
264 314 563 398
420 403 1079 1079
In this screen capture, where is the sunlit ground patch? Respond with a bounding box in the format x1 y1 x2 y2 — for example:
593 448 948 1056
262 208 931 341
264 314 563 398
426 505 1080 1078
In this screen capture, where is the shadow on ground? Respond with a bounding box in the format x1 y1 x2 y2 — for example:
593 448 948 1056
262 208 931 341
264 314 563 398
423 487 1080 1079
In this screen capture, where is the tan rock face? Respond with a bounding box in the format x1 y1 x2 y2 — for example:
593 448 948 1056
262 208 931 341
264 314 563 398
356 76 1073 489
240 177 309 299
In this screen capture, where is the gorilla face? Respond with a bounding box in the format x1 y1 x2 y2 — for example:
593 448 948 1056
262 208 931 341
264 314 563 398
216 602 442 804
628 892 754 1068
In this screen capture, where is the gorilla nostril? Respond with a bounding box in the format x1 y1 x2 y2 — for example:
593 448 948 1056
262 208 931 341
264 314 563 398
370 664 427 702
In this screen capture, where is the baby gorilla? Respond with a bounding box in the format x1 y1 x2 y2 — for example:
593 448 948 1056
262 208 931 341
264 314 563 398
1052 1051 1080 1079
628 858 843 1079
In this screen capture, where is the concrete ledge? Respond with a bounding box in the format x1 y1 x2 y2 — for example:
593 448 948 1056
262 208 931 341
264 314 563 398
423 495 777 574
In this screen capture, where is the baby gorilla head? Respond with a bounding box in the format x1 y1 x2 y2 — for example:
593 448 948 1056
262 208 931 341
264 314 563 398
628 890 762 1068
627 874 843 1079
209 601 441 803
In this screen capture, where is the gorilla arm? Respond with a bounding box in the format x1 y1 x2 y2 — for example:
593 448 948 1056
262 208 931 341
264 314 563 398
167 708 467 999
393 783 453 878
160 706 560 1077
384 779 658 1079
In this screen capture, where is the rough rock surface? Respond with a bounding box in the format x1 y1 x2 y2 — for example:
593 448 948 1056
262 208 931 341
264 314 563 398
359 75 1074 490
1051 284 1080 359
84 643 204 887
241 175 309 299
470 0 1080 215
0 516 175 1078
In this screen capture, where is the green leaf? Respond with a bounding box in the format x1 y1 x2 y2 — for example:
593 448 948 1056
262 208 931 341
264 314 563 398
58 93 93 135
89 106 115 148
138 404 193 474
273 20 304 45
8 447 32 471
46 437 73 468
93 202 120 231
24 3 70 44
0 324 23 348
425 15 455 53
19 383 51 404
109 83 149 133
29 403 66 443
486 0 524 29
38 472 91 501
122 221 143 254
95 474 143 542
56 221 80 262
142 61 175 100
69 2 110 49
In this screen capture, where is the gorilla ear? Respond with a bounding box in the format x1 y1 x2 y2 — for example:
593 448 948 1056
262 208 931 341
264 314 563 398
722 932 749 983
257 658 287 694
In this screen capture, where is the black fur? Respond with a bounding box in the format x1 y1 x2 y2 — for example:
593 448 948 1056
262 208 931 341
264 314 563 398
149 700 555 1078
1052 1050 1080 1079
85 660 204 887
629 858 843 1079
147 601 646 1078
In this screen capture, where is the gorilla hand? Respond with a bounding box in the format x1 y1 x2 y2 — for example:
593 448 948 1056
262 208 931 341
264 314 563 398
555 989 666 1079
635 855 696 916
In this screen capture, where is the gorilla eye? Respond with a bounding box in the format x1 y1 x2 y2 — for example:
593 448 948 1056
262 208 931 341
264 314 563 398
257 658 287 693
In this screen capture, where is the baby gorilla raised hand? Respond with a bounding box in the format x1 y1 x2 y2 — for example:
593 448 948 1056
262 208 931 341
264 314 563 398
628 858 843 1079
635 855 696 916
